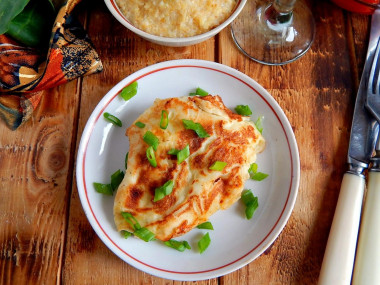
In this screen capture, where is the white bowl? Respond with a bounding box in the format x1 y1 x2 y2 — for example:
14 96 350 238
104 0 247 47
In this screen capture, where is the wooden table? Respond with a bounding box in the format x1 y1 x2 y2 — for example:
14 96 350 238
0 0 373 284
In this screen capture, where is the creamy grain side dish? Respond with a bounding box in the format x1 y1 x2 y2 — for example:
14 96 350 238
115 0 237 38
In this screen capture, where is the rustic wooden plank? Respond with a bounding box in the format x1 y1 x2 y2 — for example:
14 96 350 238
0 79 80 284
218 1 356 284
62 1 217 284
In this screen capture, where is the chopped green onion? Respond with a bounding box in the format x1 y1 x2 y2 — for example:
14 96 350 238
209 161 227 171
134 227 155 242
160 110 169 129
195 87 209 96
168 149 180 155
177 144 190 164
135 121 145 128
241 190 259 220
164 239 191 252
182 119 210 138
125 152 129 169
93 182 113 195
154 180 174 202
110 169 124 191
146 146 157 167
121 230 133 239
198 232 211 253
248 163 269 181
120 212 155 242
143 131 159 151
255 116 264 134
103 112 122 127
197 221 214 230
235 105 252 116
121 212 141 230
120 81 138 101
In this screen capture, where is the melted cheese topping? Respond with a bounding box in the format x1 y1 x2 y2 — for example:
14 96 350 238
114 95 265 241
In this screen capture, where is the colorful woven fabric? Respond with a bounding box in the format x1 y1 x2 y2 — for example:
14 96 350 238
0 0 103 129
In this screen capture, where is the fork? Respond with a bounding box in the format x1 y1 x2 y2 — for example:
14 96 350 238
352 37 380 285
365 37 380 122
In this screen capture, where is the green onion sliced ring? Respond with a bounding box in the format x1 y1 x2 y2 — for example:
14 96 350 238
195 87 209 96
248 163 269 181
93 182 113 196
135 121 145 128
146 146 157 167
209 161 227 171
164 239 191 252
160 110 169 129
255 116 264 134
182 119 210 138
196 221 214 230
110 169 124 191
143 131 159 151
235 105 252 116
177 144 190 164
134 227 155 242
198 232 211 253
121 212 142 230
154 180 174 202
241 189 259 220
120 81 138 101
103 112 122 127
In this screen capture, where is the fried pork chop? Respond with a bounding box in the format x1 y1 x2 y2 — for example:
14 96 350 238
114 95 265 241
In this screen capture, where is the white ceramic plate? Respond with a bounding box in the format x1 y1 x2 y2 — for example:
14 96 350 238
76 59 300 281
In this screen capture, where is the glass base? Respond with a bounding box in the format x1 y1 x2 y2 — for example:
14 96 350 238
231 0 316 65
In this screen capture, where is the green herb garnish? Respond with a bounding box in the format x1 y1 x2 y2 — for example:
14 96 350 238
209 161 227 171
110 169 124 191
196 221 214 230
160 110 169 129
154 180 174 202
235 105 252 116
182 119 210 138
241 190 259 220
164 239 191 252
121 212 141 230
135 121 145 128
104 112 122 127
93 182 113 196
120 81 138 101
248 163 268 181
189 87 209 96
177 144 190 164
134 227 156 242
143 131 159 151
198 232 211 253
121 212 155 242
146 146 157 167
255 116 264 134
125 152 129 169
121 230 133 239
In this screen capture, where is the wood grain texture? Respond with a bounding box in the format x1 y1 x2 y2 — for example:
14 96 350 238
0 80 80 284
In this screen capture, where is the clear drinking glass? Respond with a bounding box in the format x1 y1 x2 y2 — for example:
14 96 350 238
231 0 316 65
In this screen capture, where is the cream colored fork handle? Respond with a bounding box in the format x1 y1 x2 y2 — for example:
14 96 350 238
318 173 365 285
352 171 380 285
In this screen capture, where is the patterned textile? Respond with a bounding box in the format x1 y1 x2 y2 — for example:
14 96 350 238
0 0 103 129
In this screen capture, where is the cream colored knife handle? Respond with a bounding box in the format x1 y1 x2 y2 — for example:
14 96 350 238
352 170 380 285
318 173 365 285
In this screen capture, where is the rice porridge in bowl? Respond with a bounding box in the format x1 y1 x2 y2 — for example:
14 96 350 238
115 0 238 38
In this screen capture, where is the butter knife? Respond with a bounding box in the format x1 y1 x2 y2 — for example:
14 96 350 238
318 10 380 285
